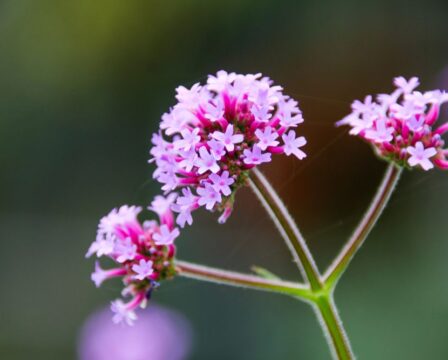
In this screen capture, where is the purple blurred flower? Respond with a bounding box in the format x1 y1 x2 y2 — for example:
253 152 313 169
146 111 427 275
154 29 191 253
79 304 193 360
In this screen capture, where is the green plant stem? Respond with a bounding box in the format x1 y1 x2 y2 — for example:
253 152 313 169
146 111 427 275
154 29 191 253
248 168 354 359
248 168 323 291
324 164 402 288
314 295 354 360
175 260 314 301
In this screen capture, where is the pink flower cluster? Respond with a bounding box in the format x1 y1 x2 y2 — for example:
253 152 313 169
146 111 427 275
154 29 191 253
150 71 307 226
337 76 448 171
86 201 180 325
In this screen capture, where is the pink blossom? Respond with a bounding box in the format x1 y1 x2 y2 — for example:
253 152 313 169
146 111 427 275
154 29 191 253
207 139 226 160
211 124 244 152
364 118 395 143
172 188 198 227
153 225 180 246
197 184 222 210
255 126 279 150
175 128 201 151
91 261 126 288
132 259 154 280
87 205 179 324
115 238 137 263
150 71 307 225
243 146 272 165
407 142 437 171
197 147 220 174
282 130 307 159
111 300 138 326
337 76 448 171
208 171 234 196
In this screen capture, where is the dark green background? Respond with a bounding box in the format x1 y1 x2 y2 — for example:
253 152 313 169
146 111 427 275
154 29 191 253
1 0 448 359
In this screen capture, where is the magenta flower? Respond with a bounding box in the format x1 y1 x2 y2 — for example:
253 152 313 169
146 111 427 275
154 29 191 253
86 201 180 324
337 76 448 171
150 71 307 227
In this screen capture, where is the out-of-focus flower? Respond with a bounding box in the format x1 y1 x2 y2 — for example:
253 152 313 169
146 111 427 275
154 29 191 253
150 71 307 227
86 202 180 324
337 76 448 171
78 304 193 360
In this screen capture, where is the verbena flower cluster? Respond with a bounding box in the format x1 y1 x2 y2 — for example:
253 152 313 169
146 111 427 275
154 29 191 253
337 76 448 171
150 71 307 226
86 201 179 325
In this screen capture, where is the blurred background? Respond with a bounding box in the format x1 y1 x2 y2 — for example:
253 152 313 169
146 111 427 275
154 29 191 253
1 0 448 359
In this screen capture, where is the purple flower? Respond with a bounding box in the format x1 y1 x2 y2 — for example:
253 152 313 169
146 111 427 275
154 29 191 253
337 76 448 171
153 225 180 246
175 128 201 151
172 188 198 227
282 131 307 159
394 76 420 93
132 259 154 280
255 126 279 150
197 184 222 210
407 142 437 171
208 171 234 196
79 304 192 360
86 205 179 323
197 146 219 174
150 71 307 225
114 238 137 263
211 124 244 152
207 139 226 160
111 300 138 326
243 146 272 165
364 118 395 143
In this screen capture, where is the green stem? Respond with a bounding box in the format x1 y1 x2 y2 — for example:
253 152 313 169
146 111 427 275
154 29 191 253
324 164 402 288
175 260 314 301
248 168 354 359
314 295 354 360
248 168 323 291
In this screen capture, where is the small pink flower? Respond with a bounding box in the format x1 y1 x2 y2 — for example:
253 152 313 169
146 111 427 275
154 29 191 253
407 142 437 171
282 130 307 159
211 124 244 152
132 259 154 280
255 126 279 150
197 147 220 174
111 300 138 326
243 146 272 165
208 171 234 196
153 225 180 246
197 184 222 210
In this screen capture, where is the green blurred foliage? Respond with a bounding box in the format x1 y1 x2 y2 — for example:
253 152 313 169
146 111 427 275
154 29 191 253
0 0 447 359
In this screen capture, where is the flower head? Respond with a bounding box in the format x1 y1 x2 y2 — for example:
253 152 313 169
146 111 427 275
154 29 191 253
86 200 180 324
150 71 307 226
337 76 448 171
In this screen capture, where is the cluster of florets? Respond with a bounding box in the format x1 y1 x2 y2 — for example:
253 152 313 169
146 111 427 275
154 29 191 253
337 76 448 171
86 201 180 325
150 71 307 226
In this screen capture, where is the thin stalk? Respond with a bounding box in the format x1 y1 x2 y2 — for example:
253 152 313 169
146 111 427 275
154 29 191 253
324 164 402 287
248 168 323 291
248 168 355 359
314 295 355 360
176 260 314 301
